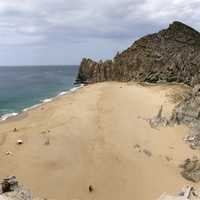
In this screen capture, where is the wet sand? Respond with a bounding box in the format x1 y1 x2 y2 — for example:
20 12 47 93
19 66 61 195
0 82 198 200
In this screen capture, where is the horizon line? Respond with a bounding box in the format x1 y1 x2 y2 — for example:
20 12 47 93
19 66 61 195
0 64 80 67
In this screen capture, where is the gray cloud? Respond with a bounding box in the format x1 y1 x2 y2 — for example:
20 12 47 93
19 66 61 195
0 0 200 65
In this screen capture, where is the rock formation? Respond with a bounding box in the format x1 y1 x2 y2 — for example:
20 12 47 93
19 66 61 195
180 158 200 183
0 176 45 200
76 21 200 85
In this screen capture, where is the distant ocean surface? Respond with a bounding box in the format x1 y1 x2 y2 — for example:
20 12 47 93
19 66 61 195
0 65 80 120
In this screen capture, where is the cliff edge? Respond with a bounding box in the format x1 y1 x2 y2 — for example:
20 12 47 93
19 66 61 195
76 21 200 86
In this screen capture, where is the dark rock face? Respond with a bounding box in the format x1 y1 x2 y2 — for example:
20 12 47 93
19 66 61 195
76 21 200 85
171 85 200 150
0 176 46 200
180 158 200 182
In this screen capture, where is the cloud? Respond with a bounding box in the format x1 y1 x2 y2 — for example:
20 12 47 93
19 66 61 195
0 0 200 64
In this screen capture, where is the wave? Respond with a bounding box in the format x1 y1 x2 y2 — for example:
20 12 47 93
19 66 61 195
0 84 84 122
0 112 18 121
42 98 53 103
57 91 68 96
23 103 42 112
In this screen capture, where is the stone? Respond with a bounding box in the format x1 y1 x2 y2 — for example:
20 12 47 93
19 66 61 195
16 140 23 145
5 152 13 156
89 185 94 193
180 158 200 182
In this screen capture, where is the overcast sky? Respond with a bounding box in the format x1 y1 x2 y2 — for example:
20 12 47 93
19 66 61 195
0 0 199 65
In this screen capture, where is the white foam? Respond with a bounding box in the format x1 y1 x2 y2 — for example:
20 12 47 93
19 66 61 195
70 84 84 92
42 98 53 103
58 91 68 96
0 112 18 121
1 84 85 121
23 103 42 112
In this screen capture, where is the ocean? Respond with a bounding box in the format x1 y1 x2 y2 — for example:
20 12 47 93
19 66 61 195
0 65 80 120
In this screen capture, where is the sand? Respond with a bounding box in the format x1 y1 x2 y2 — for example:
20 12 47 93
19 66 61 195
0 82 198 200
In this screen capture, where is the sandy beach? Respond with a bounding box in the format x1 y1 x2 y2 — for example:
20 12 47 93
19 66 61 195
0 82 198 200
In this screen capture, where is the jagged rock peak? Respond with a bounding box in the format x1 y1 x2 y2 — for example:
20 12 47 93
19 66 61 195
168 21 199 34
76 21 200 85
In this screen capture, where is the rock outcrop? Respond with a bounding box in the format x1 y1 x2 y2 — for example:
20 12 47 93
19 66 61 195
159 186 200 200
0 176 45 200
180 158 200 183
76 21 200 85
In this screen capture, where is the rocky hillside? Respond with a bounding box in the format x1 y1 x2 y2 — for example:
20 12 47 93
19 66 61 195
76 21 200 86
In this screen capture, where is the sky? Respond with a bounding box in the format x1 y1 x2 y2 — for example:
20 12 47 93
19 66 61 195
0 0 200 65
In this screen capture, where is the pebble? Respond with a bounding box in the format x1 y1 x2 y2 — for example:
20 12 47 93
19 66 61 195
16 139 23 145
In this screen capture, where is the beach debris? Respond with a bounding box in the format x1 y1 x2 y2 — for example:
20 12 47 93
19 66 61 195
16 139 23 145
89 185 94 193
180 158 200 182
143 149 152 157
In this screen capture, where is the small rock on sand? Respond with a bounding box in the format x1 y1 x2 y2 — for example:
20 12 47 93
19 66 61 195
5 151 13 156
89 185 94 193
16 139 23 145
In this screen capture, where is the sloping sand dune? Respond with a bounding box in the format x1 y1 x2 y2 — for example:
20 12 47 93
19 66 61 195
0 82 198 200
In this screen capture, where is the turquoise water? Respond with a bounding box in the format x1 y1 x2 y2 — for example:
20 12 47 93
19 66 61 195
0 65 79 119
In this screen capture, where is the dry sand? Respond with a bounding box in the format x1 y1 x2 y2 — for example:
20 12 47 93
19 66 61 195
0 82 198 200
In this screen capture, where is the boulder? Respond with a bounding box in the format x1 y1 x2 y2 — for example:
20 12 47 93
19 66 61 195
0 177 46 200
180 158 200 182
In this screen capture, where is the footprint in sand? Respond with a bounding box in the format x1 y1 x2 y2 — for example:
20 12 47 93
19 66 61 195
143 149 152 157
134 144 141 152
134 144 152 157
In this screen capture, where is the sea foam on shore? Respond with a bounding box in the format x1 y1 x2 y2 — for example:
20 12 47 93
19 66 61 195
0 84 84 122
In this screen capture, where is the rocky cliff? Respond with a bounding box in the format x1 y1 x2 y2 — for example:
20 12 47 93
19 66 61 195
76 21 200 86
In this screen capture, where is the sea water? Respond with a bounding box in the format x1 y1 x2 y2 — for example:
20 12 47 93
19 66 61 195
0 65 79 120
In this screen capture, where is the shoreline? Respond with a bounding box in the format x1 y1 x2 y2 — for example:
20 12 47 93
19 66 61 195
0 84 84 123
0 81 189 124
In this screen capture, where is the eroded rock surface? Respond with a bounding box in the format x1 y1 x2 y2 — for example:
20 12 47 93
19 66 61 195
171 85 200 149
76 21 200 86
180 158 200 183
0 177 45 200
